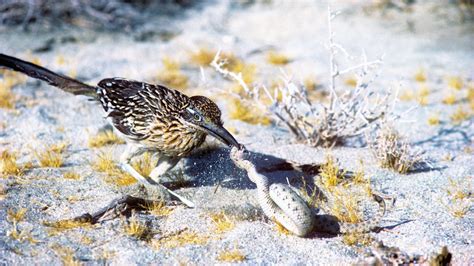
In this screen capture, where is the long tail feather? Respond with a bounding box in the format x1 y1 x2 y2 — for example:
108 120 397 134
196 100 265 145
0 53 96 97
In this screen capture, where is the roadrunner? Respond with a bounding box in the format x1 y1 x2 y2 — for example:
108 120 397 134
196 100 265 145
0 53 241 207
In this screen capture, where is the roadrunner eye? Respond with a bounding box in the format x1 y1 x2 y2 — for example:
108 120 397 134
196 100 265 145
194 114 202 121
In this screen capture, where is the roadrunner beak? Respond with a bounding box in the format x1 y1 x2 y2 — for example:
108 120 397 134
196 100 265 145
201 123 241 148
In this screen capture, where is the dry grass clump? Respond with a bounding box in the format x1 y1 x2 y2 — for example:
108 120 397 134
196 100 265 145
132 152 157 177
266 51 291 65
35 142 67 168
398 89 415 101
155 57 189 89
144 200 173 217
414 68 427 82
331 187 363 224
0 69 27 109
92 152 137 186
344 75 358 87
1 150 23 176
447 76 463 90
209 212 235 234
368 125 424 174
450 106 471 125
443 177 472 218
88 130 125 148
442 92 456 105
416 85 430 106
319 155 345 190
427 113 440 126
51 245 81 266
7 224 38 244
228 98 271 125
7 208 27 223
151 229 208 249
189 48 216 66
123 214 151 240
217 248 246 262
274 219 291 235
44 219 92 236
63 171 81 180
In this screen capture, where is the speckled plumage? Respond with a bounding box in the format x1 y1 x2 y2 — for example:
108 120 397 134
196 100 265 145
96 78 216 157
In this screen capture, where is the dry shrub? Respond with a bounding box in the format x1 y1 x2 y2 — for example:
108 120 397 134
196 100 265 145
211 8 390 147
368 124 424 174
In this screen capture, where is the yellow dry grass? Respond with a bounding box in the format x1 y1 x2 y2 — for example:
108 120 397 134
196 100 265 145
228 98 271 125
92 152 137 186
7 208 27 223
427 113 440 126
447 76 463 90
442 92 456 105
123 215 150 239
398 89 415 101
274 219 291 235
7 223 38 244
344 76 358 87
319 155 345 190
444 177 472 218
0 69 27 109
331 187 363 224
63 171 81 180
0 150 23 176
217 248 246 262
88 130 125 148
144 200 174 217
266 51 291 65
414 68 427 82
35 142 67 168
44 219 92 236
151 229 208 249
132 152 157 177
156 57 188 89
51 245 81 266
450 106 471 125
209 212 235 234
189 48 216 66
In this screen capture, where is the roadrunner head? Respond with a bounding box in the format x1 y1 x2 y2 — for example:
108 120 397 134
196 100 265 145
182 96 240 148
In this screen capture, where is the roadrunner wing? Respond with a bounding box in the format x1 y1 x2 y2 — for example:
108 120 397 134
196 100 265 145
97 78 191 141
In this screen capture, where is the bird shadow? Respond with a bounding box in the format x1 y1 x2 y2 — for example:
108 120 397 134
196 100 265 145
179 147 314 190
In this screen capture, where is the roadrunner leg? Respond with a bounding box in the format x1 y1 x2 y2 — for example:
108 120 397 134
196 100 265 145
149 156 181 182
120 144 195 208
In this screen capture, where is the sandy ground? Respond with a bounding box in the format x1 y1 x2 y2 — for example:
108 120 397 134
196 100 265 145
0 1 473 265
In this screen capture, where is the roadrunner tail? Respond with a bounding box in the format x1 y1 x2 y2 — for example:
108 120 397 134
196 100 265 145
0 53 95 97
